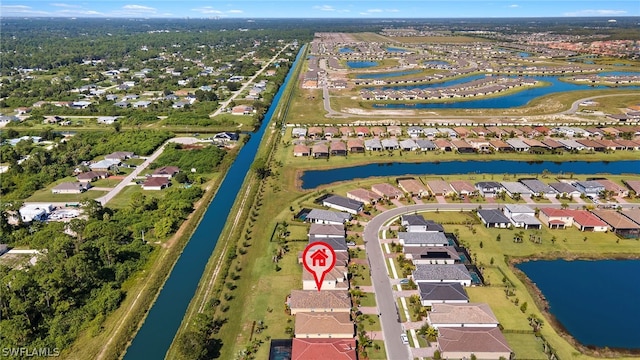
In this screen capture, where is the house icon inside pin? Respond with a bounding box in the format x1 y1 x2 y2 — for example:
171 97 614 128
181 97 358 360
310 249 328 267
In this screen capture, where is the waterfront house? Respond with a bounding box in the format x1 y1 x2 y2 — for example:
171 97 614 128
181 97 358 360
574 181 605 198
412 264 472 287
288 290 351 315
505 139 530 152
364 138 382 151
294 312 354 339
312 144 329 159
404 246 460 265
415 139 437 151
426 180 455 197
397 178 429 198
399 139 419 151
329 141 347 156
306 209 351 225
346 188 380 205
595 179 629 197
449 180 476 196
591 210 640 238
437 327 512 360
428 303 499 329
398 232 449 247
381 138 399 150
500 182 534 198
293 144 311 157
322 194 364 215
346 139 365 153
371 183 403 199
474 182 503 197
549 182 581 198
418 282 469 307
520 179 557 198
477 209 511 228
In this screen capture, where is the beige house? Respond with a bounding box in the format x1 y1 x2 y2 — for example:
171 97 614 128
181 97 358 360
52 182 91 194
371 183 403 199
288 290 351 315
426 180 455 196
438 327 512 360
428 303 499 329
302 266 349 291
397 178 429 198
346 188 381 205
294 312 354 339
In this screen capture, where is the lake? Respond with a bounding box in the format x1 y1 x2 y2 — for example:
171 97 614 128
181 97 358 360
517 259 640 349
347 61 379 69
370 72 640 109
299 160 640 189
386 47 407 53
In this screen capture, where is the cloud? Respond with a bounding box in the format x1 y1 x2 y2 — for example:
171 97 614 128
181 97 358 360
313 5 335 11
360 8 399 15
192 6 223 14
50 3 80 8
58 9 103 15
0 4 50 16
564 9 627 16
508 4 519 8
227 10 243 14
122 4 156 12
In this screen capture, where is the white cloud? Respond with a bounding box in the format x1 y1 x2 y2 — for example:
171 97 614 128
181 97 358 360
508 4 519 8
192 6 223 14
58 9 102 15
0 4 49 16
313 5 335 11
50 3 80 8
564 9 627 16
122 4 156 12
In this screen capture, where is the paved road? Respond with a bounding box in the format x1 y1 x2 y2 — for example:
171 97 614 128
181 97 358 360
363 201 638 359
560 92 639 115
210 43 291 118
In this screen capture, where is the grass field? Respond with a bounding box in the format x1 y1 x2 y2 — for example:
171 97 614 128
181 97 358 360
504 333 548 360
27 188 107 202
394 35 493 44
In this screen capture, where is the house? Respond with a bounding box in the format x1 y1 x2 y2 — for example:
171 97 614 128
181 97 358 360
624 180 640 195
415 139 437 151
76 171 109 182
418 282 469 306
503 204 541 229
323 127 339 138
505 139 530 152
434 139 452 151
346 188 380 205
571 210 609 232
52 182 91 194
308 127 323 138
399 139 419 151
213 132 240 142
322 195 364 215
339 127 353 137
90 159 121 172
398 232 449 247
132 100 152 109
302 265 349 290
397 179 429 198
291 338 357 360
370 126 385 137
312 144 329 159
428 303 499 329
309 236 348 252
538 208 574 229
437 327 512 360
294 312 354 339
288 290 351 314
292 128 307 138
364 138 382 151
477 209 511 228
97 116 118 125
308 223 345 238
152 166 180 178
519 179 557 198
407 126 424 138
105 151 134 161
426 180 455 196
622 209 640 227
489 139 513 152
386 125 402 136
329 141 347 156
371 183 403 199
549 182 581 198
451 140 475 153
401 214 445 232
141 177 170 190
449 180 476 196
592 210 640 238
412 264 473 287
500 182 534 198
231 105 254 115
475 182 503 197
354 126 370 137
595 179 629 197
293 144 311 157
381 138 399 150
306 209 351 225
346 139 365 153
574 181 605 198
19 204 54 222
404 246 460 265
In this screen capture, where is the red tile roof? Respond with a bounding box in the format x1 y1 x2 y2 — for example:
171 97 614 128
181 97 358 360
292 338 357 360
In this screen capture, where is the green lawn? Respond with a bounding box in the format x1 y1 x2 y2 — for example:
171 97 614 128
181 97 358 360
27 188 107 202
91 177 124 188
504 333 548 359
366 340 387 360
466 287 532 331
360 314 381 332
106 184 169 209
396 299 408 322
351 263 372 287
359 292 377 307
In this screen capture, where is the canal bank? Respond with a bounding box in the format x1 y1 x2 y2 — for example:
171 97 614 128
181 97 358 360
122 45 304 360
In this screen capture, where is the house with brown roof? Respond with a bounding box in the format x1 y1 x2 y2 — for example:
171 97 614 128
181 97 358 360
346 139 364 153
152 166 180 178
386 125 402 136
330 141 347 156
370 126 385 137
426 180 455 196
592 210 640 238
450 140 475 153
624 180 640 196
323 127 339 138
489 139 513 152
449 180 476 196
312 144 329 159
437 327 512 360
371 183 403 199
308 127 322 138
346 188 381 205
622 209 640 227
428 303 499 329
339 126 353 137
294 312 354 339
142 177 170 190
452 127 470 137
434 139 452 151
397 178 429 198
76 171 109 182
595 179 629 197
293 144 311 157
105 151 134 161
291 338 357 360
288 290 351 315
52 182 92 194
354 126 370 137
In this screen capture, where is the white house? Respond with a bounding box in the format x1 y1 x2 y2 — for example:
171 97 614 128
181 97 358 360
427 303 499 329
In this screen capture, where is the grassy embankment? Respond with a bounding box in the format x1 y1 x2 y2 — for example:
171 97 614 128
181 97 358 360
65 149 238 360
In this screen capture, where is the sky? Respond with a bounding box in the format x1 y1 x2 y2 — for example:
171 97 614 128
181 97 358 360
1 0 638 18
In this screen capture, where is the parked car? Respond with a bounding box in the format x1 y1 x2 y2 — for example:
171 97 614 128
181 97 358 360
400 334 409 345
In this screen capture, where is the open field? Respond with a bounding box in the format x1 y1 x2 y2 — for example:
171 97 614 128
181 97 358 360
27 188 107 203
393 35 493 44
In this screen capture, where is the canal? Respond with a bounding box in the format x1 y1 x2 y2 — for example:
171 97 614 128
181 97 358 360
123 46 304 359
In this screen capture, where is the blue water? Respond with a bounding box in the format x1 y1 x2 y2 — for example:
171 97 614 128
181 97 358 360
387 47 406 53
355 69 422 79
370 72 640 109
347 61 379 69
339 47 354 53
123 46 304 359
518 52 531 58
517 260 640 349
299 160 640 189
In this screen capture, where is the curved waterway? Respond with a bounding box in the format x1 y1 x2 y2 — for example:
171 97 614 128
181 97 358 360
517 259 640 349
370 72 640 109
123 47 304 359
300 160 640 189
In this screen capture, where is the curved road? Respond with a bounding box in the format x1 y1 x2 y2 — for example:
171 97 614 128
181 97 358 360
362 201 637 359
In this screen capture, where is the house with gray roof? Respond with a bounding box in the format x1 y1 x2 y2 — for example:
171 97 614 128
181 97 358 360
505 139 530 152
364 138 382 151
503 204 541 229
557 139 585 150
474 182 503 197
477 209 511 228
415 139 437 151
519 179 557 197
309 235 348 252
404 246 460 265
51 182 91 194
407 126 424 138
401 214 445 232
574 181 605 198
308 223 345 238
500 182 533 198
322 194 363 215
292 127 307 138
428 303 499 329
412 264 472 286
381 138 399 150
549 182 581 198
418 282 469 306
399 139 418 151
306 209 351 225
398 232 449 247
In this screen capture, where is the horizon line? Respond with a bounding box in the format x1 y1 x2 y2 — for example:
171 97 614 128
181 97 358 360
1 15 640 19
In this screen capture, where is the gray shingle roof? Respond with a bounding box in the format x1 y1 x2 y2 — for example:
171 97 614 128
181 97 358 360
323 195 363 212
306 209 351 223
477 209 510 224
399 232 449 246
412 264 472 282
418 282 469 302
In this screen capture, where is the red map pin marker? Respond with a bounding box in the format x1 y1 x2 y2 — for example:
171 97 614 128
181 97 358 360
302 242 336 291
